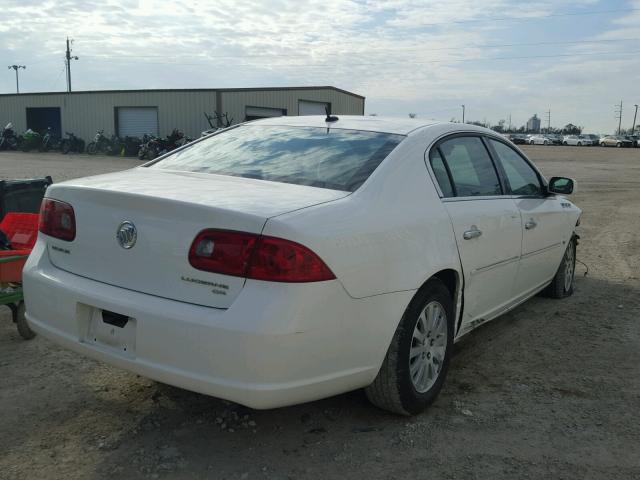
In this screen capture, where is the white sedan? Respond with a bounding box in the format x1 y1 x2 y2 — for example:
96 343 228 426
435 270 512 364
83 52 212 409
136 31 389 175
23 116 581 415
528 134 552 145
563 135 593 146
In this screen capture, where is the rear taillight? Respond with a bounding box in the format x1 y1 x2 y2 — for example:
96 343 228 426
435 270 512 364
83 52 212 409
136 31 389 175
39 198 76 241
188 229 335 283
189 230 259 277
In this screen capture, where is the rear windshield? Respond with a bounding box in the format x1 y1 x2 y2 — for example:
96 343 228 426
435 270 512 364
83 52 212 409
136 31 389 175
149 125 404 192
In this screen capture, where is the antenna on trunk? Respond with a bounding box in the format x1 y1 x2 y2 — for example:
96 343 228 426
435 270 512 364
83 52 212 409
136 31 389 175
325 105 339 122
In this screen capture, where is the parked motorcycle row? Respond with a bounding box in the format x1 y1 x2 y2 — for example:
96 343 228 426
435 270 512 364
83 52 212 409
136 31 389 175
0 123 193 158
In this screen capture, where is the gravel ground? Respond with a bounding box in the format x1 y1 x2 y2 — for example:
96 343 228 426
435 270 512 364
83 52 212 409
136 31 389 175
1 146 639 480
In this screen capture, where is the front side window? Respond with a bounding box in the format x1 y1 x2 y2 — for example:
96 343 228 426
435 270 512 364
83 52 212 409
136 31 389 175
150 125 404 192
438 136 502 197
489 139 543 196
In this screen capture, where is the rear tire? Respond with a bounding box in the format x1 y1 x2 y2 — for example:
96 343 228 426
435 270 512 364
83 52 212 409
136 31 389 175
14 302 36 340
365 279 454 415
543 237 576 299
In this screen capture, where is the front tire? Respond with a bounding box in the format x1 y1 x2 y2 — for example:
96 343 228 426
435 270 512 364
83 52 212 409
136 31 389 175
365 279 454 415
544 237 576 299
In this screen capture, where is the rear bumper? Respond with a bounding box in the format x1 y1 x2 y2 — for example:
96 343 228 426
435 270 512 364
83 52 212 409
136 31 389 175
22 240 413 409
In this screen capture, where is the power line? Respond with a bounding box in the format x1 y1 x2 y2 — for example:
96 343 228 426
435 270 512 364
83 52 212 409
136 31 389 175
82 49 640 68
80 37 640 61
412 7 640 27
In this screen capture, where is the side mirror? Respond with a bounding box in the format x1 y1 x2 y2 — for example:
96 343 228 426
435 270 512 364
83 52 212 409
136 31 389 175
548 176 575 195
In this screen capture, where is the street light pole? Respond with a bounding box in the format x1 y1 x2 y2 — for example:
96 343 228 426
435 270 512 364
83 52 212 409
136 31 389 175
7 65 26 94
633 104 639 134
461 104 465 123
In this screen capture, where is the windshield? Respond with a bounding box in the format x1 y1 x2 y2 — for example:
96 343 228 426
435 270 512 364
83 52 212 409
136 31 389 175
150 125 405 192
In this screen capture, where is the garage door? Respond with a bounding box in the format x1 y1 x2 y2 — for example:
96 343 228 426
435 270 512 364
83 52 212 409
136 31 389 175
298 100 329 116
116 107 159 137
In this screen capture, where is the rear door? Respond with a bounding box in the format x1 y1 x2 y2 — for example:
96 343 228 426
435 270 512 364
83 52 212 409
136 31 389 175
429 135 522 332
486 138 570 297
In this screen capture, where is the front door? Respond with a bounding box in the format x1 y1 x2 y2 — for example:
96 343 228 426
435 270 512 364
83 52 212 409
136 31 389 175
429 136 522 333
486 138 570 297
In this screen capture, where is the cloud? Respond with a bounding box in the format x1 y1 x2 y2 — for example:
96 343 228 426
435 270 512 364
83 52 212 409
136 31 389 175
0 0 638 132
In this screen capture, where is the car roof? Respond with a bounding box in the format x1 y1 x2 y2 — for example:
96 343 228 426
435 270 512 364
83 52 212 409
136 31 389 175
247 115 443 135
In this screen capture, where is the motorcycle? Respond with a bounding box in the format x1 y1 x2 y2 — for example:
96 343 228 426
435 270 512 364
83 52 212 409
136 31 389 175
60 132 85 154
137 129 190 160
0 123 20 151
137 134 163 160
86 130 116 155
39 127 61 152
19 129 42 152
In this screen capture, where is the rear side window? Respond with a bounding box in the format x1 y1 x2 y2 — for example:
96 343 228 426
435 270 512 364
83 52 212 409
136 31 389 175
150 125 404 192
438 136 502 197
489 139 542 196
429 149 454 197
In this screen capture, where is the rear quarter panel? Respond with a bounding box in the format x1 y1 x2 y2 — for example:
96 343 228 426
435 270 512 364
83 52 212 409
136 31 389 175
262 132 461 300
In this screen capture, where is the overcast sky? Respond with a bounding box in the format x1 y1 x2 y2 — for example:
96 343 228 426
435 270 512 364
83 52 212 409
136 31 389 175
1 0 639 132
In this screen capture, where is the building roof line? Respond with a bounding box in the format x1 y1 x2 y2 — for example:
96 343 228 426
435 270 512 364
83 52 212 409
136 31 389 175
0 86 365 100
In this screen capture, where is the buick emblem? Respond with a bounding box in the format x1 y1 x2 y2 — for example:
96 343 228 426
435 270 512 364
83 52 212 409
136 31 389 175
116 221 137 249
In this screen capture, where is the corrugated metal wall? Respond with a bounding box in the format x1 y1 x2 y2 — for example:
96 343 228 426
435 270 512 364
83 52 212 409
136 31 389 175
0 88 364 143
220 89 364 125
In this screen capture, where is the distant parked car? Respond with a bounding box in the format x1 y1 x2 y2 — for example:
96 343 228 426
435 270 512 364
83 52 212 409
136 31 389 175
583 134 601 146
528 135 551 145
599 135 634 147
628 135 640 147
562 135 593 146
546 134 564 145
506 134 528 145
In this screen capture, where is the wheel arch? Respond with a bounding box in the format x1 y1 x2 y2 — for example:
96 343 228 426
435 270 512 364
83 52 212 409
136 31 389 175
402 268 464 338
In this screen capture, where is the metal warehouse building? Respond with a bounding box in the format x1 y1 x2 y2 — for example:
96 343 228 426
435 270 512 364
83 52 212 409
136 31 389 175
0 86 365 141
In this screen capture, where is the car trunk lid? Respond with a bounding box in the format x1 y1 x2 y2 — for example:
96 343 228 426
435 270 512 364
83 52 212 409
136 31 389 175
44 168 349 308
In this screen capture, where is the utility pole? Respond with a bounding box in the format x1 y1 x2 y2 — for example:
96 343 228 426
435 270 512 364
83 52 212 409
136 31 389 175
461 104 465 123
7 65 26 94
508 113 512 131
545 109 551 133
632 104 638 134
65 37 79 92
615 101 623 134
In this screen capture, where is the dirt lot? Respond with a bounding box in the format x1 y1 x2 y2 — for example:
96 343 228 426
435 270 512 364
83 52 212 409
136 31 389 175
1 147 639 480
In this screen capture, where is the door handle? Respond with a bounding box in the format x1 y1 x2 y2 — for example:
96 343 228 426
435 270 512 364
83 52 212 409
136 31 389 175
463 227 482 240
525 219 537 230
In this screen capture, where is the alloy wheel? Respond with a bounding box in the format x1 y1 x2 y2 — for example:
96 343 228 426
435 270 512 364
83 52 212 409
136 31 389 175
564 241 575 292
409 301 447 393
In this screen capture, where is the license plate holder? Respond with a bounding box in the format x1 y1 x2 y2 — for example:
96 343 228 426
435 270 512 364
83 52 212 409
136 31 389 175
85 307 136 357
